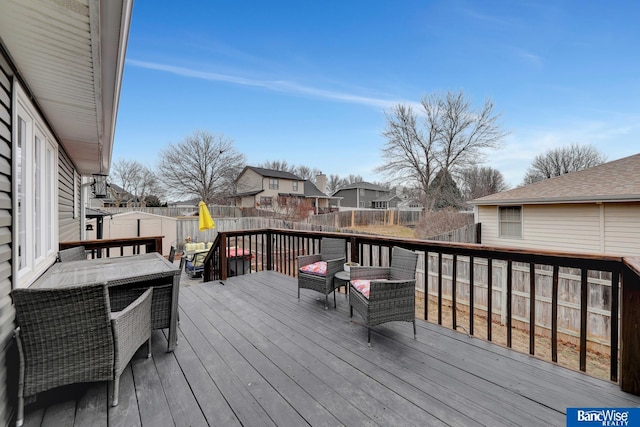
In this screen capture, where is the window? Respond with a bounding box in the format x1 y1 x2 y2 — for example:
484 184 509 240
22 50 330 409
359 188 365 196
499 206 522 238
14 83 59 287
269 178 279 190
260 196 272 207
292 181 298 191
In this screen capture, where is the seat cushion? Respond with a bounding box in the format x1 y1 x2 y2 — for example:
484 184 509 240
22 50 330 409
299 261 327 277
351 279 371 299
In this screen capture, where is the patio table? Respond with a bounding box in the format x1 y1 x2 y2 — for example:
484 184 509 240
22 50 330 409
31 252 181 351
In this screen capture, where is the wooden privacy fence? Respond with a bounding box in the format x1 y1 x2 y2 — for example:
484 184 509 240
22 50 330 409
412 255 614 346
307 209 423 228
103 205 242 218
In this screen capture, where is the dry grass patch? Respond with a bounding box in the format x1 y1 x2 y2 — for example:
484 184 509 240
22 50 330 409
344 225 416 239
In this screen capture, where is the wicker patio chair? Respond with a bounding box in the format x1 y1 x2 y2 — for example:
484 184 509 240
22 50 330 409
57 246 87 262
349 246 419 345
11 283 153 427
297 237 346 309
168 246 177 263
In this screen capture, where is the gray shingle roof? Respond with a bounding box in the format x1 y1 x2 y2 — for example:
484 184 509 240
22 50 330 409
335 181 388 192
244 166 303 181
471 153 640 205
304 181 329 198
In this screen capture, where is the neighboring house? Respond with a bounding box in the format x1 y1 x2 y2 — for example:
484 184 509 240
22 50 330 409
372 194 402 210
95 183 141 208
235 167 339 214
0 0 133 424
304 174 340 214
470 153 640 256
332 182 396 209
398 197 424 210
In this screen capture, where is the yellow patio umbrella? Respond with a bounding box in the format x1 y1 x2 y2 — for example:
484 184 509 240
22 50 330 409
198 201 215 231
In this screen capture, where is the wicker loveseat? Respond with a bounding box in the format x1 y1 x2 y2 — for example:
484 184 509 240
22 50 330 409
11 283 153 427
297 237 346 309
349 246 419 345
57 245 87 262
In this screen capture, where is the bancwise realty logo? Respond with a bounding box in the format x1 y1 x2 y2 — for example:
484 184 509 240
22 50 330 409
567 408 639 426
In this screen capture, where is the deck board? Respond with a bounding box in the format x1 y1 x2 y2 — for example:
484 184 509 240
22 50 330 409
20 270 640 427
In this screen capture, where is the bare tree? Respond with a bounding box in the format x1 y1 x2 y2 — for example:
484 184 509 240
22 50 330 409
111 159 164 206
110 158 144 206
157 130 246 203
461 166 509 200
522 143 607 185
294 165 322 182
327 174 342 195
258 160 296 173
376 90 507 210
131 167 164 205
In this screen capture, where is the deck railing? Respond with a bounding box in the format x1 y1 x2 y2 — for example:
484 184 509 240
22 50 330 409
201 228 640 395
59 236 163 258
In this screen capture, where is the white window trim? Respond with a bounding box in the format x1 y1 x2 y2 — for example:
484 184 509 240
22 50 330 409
498 205 523 239
13 82 59 288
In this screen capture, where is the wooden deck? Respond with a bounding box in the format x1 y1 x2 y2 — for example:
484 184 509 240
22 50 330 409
21 271 640 426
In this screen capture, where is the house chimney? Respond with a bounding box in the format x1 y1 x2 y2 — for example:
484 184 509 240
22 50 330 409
316 173 327 194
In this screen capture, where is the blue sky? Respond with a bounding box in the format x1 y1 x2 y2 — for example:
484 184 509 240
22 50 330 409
113 0 640 188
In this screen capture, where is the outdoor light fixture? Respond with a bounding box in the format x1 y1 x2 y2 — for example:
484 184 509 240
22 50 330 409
85 223 94 231
92 173 108 198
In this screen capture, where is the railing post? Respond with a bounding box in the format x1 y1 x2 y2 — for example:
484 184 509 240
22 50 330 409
349 236 359 264
220 234 228 280
266 230 273 271
621 260 640 394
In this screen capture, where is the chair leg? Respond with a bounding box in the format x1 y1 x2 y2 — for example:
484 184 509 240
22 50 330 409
112 376 120 406
367 328 371 347
147 335 152 358
16 396 23 427
324 294 328 310
413 320 417 339
297 287 300 299
333 289 337 309
350 304 353 318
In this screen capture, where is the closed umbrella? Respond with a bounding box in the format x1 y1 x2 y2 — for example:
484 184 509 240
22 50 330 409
198 201 215 231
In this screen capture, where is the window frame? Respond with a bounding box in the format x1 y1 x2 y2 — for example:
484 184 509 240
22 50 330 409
269 178 279 190
260 196 273 207
13 82 59 288
292 181 298 192
498 206 523 239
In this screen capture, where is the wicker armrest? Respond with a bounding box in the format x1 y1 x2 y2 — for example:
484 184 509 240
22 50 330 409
350 266 392 280
111 288 153 376
325 257 346 278
298 254 321 268
369 279 416 296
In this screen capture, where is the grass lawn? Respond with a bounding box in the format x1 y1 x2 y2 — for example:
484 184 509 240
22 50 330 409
344 225 416 239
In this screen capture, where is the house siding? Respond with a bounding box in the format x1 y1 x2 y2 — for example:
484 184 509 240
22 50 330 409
334 188 393 208
236 169 263 194
603 203 640 256
0 47 15 427
478 204 598 252
58 149 80 242
479 203 640 256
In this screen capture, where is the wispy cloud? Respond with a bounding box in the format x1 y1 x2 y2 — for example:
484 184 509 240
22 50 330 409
127 59 412 110
512 47 543 67
459 7 518 28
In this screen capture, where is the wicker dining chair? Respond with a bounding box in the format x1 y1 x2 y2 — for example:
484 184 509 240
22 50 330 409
349 246 419 345
297 237 346 309
11 283 153 427
57 246 87 262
